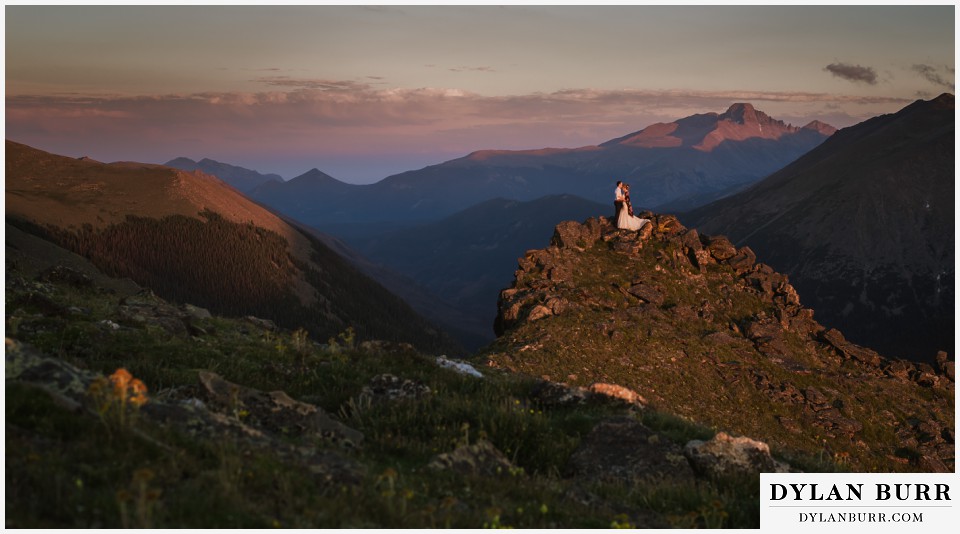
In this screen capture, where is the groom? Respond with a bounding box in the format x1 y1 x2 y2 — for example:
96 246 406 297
614 180 625 220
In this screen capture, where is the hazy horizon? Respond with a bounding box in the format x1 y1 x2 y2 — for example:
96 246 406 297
6 5 955 183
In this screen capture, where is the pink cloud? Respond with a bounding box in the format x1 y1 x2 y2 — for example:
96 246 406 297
6 84 911 181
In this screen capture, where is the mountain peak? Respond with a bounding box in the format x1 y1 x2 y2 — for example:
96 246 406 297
603 103 832 152
164 157 198 168
801 120 838 136
720 103 759 124
285 168 351 189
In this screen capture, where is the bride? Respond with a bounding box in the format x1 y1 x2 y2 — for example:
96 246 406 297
617 184 650 231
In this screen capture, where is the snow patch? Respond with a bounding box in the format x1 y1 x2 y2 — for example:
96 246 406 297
436 355 484 378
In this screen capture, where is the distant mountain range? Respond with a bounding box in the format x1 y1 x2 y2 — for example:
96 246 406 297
241 103 834 230
345 195 612 350
165 157 283 193
684 94 954 362
7 141 460 354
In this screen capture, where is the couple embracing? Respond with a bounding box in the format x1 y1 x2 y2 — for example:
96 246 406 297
614 180 650 231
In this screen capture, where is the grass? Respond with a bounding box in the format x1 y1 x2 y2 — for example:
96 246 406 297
6 270 774 528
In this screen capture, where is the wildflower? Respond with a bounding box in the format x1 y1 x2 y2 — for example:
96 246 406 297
87 368 149 431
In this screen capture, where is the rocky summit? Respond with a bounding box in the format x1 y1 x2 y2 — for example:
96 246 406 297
485 215 954 473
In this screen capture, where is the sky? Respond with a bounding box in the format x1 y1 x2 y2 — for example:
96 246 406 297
4 4 956 184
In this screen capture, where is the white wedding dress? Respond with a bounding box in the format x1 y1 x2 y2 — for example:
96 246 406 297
617 205 649 231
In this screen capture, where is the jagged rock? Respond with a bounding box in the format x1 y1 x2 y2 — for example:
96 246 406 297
943 362 955 382
690 249 715 272
637 221 654 240
530 380 590 407
705 236 737 261
587 383 646 407
361 373 432 402
498 302 522 327
243 315 278 332
820 329 881 367
884 360 913 380
181 303 212 320
803 387 829 407
568 417 694 483
681 229 703 252
627 283 665 306
726 246 757 274
38 265 93 288
545 296 570 315
527 304 553 322
551 219 601 251
652 215 686 236
490 215 955 474
142 400 365 486
117 292 190 335
198 370 363 448
934 352 954 381
683 432 791 478
5 338 97 407
427 439 516 477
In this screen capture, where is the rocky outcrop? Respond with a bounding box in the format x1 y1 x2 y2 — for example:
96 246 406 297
427 439 517 477
529 380 645 409
489 216 955 473
116 290 215 337
361 373 432 403
197 370 364 447
684 432 791 478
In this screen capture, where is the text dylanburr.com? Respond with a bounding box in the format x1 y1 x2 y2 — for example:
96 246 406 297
761 473 957 532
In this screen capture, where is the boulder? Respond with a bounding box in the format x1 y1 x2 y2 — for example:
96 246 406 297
680 229 703 252
428 439 516 477
118 292 189 335
361 373 432 402
38 265 93 288
198 370 363 448
627 283 665 306
653 215 686 236
527 304 553 322
587 383 647 407
820 329 881 367
551 220 600 251
691 249 715 272
705 236 737 261
726 246 757 274
530 380 589 407
935 351 954 382
683 432 791 478
243 315 278 332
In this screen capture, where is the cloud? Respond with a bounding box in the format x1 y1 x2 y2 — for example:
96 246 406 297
912 64 955 89
449 66 496 73
824 62 878 85
6 83 912 181
252 76 372 91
